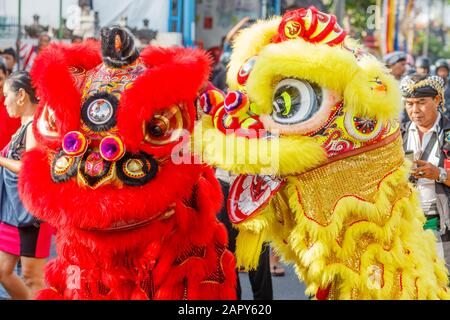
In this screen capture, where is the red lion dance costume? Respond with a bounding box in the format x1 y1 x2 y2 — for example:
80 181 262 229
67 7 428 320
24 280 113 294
18 27 236 300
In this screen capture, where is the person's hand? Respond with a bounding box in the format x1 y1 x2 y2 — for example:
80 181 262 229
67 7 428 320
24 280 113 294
412 160 440 180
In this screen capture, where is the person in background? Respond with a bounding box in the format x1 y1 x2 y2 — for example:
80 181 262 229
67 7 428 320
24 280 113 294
18 33 51 72
384 51 409 123
384 51 407 81
435 59 450 115
211 17 256 92
208 44 227 92
400 73 450 274
0 59 21 299
71 35 84 44
415 56 431 76
216 173 273 299
0 48 19 74
0 71 53 299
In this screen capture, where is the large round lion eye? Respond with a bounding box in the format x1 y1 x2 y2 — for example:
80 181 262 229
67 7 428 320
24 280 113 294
237 56 258 85
272 79 323 125
143 105 190 146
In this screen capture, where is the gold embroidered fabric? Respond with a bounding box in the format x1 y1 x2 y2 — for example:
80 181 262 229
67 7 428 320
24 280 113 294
296 136 405 226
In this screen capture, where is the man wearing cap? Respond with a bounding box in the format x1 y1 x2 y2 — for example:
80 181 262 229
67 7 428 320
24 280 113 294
384 51 407 80
415 56 431 76
400 73 450 271
385 51 409 122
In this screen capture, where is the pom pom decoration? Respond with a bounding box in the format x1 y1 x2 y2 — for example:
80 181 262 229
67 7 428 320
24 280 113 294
99 135 126 162
224 91 250 117
198 90 225 115
62 131 89 157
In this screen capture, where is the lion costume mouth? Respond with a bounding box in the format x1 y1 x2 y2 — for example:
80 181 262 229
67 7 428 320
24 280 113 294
78 204 176 233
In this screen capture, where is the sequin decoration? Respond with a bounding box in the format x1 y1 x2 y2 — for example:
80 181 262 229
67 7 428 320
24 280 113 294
313 104 396 158
182 278 188 300
182 184 199 211
296 135 405 226
343 233 376 272
51 150 80 183
139 271 155 300
350 287 360 300
116 152 158 186
391 270 403 299
326 234 376 274
174 246 207 266
78 149 115 189
344 112 383 142
202 243 226 285
328 276 342 300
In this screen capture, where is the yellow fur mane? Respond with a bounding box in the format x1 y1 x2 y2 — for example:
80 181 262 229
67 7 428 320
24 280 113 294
196 11 450 299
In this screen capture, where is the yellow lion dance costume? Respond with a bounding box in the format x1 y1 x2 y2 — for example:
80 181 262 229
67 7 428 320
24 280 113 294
195 7 450 299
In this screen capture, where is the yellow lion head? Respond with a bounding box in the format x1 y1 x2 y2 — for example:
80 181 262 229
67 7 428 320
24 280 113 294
196 6 401 177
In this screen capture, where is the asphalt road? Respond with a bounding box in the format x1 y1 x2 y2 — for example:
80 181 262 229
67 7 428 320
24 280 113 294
239 263 309 300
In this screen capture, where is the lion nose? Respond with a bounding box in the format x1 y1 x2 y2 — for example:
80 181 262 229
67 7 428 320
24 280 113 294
62 131 125 162
78 149 115 189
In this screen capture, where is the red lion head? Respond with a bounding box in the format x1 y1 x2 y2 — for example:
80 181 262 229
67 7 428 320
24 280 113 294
18 27 235 300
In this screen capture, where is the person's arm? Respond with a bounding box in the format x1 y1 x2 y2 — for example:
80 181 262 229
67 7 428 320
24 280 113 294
0 124 36 174
0 157 21 173
25 122 37 151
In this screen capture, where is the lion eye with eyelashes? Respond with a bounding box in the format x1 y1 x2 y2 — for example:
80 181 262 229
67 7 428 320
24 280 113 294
143 104 190 146
272 79 323 125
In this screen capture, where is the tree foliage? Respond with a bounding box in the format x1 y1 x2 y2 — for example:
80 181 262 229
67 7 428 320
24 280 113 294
281 1 376 37
344 1 377 37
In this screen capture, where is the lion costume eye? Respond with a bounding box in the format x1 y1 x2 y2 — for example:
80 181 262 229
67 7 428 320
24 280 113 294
272 79 323 125
143 105 189 146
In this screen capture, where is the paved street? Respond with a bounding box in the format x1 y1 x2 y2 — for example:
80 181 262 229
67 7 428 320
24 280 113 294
239 263 309 300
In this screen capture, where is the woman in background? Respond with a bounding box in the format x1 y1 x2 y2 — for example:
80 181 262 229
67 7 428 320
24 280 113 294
0 71 52 299
0 58 21 150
